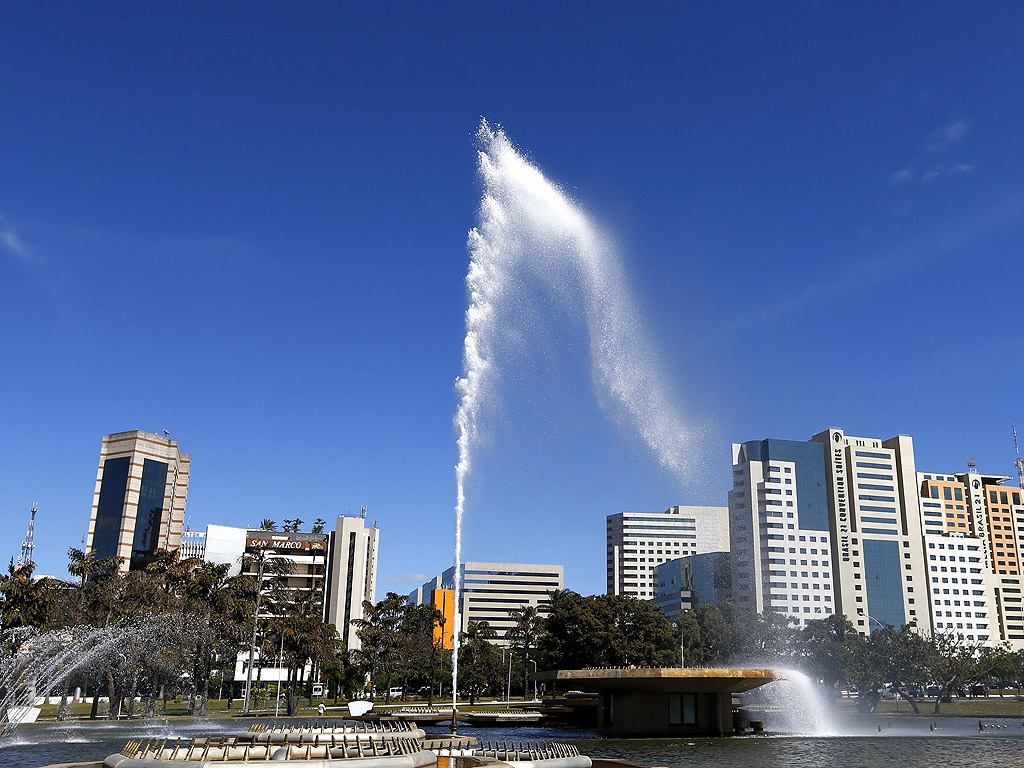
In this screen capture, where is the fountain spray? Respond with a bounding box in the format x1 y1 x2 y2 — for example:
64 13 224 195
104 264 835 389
452 120 702 708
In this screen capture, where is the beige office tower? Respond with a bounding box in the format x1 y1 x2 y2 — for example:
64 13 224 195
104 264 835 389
324 512 379 651
86 430 190 573
810 429 928 635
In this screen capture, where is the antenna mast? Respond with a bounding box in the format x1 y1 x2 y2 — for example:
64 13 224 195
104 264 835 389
17 503 37 569
1014 421 1024 491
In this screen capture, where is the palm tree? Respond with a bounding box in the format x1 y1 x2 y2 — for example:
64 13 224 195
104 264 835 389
240 524 290 713
507 605 544 699
459 621 499 705
352 593 407 702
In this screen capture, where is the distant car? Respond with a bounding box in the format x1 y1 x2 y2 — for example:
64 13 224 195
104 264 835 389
970 685 988 697
926 685 940 697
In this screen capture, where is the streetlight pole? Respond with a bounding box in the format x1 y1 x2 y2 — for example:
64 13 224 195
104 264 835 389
857 608 884 631
505 649 513 706
680 613 685 668
274 629 285 718
242 552 267 714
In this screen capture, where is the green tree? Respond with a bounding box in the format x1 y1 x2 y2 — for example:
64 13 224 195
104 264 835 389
925 632 982 714
507 604 545 698
796 614 863 688
539 592 676 669
458 620 502 705
0 560 52 629
352 592 407 702
850 624 930 714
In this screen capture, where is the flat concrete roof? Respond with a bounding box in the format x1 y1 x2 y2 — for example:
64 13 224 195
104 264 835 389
553 667 779 694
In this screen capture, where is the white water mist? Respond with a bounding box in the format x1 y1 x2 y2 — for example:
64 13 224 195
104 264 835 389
452 120 702 704
758 667 840 736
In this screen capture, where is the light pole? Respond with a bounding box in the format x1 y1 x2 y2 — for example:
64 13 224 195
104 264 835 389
673 613 685 667
242 551 267 714
680 613 685 668
501 648 513 706
274 630 285 717
857 608 884 631
528 660 538 701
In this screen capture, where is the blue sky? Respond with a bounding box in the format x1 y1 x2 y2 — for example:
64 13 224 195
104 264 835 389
2 3 1023 597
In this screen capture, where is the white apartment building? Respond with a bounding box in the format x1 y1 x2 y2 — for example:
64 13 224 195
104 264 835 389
730 429 929 634
606 506 729 599
180 514 378 649
923 533 997 646
918 470 1024 650
178 528 207 561
729 438 836 626
411 561 563 646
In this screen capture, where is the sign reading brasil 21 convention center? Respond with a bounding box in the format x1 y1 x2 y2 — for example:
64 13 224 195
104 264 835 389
245 537 327 551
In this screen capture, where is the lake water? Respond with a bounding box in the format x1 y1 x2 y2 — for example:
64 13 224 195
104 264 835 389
2 716 1023 768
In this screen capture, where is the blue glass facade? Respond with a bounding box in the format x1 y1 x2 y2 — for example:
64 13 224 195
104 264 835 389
864 539 906 630
131 458 168 569
92 456 130 559
684 552 731 608
738 438 829 530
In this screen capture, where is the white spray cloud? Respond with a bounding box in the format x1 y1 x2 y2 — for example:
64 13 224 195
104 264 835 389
450 119 702 699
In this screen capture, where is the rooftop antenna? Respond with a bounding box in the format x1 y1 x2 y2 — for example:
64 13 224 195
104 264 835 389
968 456 977 473
360 505 367 519
163 429 170 436
1014 421 1024 491
17 503 37 569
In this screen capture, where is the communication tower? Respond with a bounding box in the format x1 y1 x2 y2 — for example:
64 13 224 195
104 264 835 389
1014 421 1024 491
17 503 37 569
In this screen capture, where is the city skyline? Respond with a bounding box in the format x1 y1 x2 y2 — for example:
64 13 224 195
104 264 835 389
3 4 1024 596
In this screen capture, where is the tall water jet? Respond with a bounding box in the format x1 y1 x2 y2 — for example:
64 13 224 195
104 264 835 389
452 120 703 704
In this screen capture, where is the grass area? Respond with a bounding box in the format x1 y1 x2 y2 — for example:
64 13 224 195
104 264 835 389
835 696 1024 718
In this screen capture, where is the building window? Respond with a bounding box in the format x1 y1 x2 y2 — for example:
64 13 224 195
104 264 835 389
669 693 697 725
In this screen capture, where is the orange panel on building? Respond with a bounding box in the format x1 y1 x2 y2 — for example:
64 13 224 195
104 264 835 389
431 588 454 650
986 485 1023 575
920 477 971 534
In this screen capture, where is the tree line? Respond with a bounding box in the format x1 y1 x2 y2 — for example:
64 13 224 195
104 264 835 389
5 539 1024 718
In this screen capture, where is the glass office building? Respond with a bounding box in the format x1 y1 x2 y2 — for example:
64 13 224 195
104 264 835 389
85 430 190 573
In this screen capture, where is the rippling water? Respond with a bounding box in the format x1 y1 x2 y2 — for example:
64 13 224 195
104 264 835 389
3 717 1023 768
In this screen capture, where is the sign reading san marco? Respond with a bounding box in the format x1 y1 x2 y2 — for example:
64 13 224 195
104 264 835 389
246 537 327 551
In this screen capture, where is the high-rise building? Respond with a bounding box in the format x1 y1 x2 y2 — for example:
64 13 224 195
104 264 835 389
410 562 563 646
324 513 380 651
606 506 729 599
730 428 929 633
811 429 928 635
918 469 1024 649
86 430 190 573
729 438 835 624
